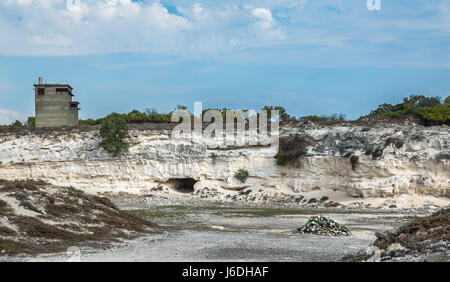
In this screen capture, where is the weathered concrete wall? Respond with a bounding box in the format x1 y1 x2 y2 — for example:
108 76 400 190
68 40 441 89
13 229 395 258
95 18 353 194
69 105 79 126
35 86 79 127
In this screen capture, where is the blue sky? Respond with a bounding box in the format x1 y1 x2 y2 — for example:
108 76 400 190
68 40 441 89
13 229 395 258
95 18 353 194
0 0 449 123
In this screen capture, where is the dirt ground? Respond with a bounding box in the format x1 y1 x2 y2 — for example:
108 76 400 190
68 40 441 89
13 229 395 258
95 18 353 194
1 203 426 262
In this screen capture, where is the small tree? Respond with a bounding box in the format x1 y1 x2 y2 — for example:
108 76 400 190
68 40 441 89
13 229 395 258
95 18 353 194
100 113 129 154
262 105 292 122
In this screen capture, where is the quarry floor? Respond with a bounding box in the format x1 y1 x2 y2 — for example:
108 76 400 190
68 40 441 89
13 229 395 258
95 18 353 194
4 200 430 262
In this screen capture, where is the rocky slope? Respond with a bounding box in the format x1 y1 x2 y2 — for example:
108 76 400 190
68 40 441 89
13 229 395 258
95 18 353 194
0 179 154 255
343 207 450 262
0 122 449 208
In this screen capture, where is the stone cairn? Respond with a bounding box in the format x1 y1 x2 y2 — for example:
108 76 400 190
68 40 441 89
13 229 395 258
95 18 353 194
297 216 352 236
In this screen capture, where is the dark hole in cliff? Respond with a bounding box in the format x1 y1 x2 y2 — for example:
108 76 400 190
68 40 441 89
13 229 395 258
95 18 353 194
167 178 197 193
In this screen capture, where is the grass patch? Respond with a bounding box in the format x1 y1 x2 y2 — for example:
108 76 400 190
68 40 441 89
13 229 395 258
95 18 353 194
0 239 28 255
126 209 186 218
45 203 82 218
0 226 16 236
0 179 46 192
12 216 79 240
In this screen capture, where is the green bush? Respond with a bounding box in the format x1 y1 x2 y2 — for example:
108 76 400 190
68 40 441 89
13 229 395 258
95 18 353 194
275 134 311 166
302 115 322 122
262 106 293 122
126 110 147 123
385 138 404 149
372 148 384 160
350 155 359 171
79 118 98 126
435 153 450 162
80 108 173 126
26 117 35 128
301 114 345 122
445 96 450 105
415 104 450 123
370 95 449 124
100 113 129 154
234 169 249 183
10 120 25 128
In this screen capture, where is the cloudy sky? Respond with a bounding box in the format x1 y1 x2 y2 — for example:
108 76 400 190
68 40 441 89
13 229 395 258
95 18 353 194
0 0 449 123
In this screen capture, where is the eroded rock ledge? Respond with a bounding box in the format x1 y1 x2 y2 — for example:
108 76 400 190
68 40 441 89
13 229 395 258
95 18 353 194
0 122 449 204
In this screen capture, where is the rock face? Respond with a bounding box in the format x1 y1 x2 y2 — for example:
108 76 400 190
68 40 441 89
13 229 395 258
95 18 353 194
0 123 449 199
344 207 450 262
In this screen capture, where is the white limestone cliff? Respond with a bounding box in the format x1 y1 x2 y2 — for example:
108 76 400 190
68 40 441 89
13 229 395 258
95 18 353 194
0 123 449 202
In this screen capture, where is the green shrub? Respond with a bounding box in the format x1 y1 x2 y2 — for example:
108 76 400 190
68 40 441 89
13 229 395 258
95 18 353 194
126 110 147 123
80 108 173 126
79 118 98 126
301 114 345 122
234 169 249 183
415 104 450 123
372 148 384 160
262 106 293 122
302 115 322 122
445 96 450 105
10 120 25 128
385 138 404 149
275 134 311 166
100 113 129 154
370 95 449 124
26 117 35 128
350 155 359 171
435 153 450 162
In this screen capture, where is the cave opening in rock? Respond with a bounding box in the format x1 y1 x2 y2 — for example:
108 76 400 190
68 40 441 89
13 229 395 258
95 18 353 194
167 178 197 193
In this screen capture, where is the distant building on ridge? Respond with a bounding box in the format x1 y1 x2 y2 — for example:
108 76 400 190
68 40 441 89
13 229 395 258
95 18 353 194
34 77 80 128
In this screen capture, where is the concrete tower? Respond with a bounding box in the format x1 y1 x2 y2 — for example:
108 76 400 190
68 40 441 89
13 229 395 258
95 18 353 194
34 77 80 128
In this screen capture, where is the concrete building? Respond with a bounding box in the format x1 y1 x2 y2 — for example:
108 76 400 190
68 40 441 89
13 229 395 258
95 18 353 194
34 77 80 128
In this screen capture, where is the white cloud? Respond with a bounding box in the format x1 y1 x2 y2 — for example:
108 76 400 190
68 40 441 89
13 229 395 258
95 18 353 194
252 8 274 24
0 0 192 55
0 0 448 68
0 0 286 56
0 108 27 125
251 8 285 40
